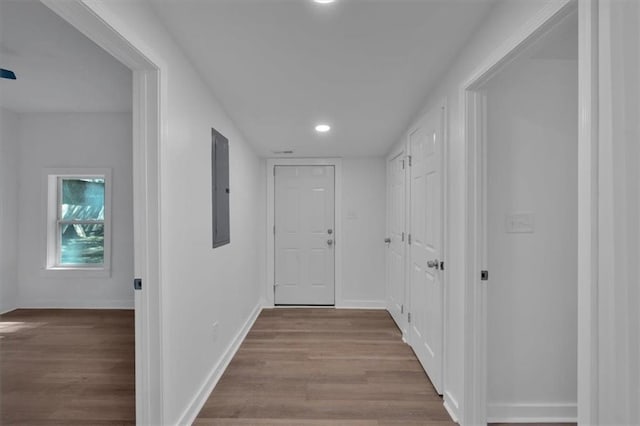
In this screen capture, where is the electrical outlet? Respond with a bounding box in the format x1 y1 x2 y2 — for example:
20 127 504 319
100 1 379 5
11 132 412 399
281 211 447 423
212 321 219 343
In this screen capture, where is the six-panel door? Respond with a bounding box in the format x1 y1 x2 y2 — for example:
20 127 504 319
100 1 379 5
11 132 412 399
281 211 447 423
409 106 444 394
274 166 335 305
387 152 406 330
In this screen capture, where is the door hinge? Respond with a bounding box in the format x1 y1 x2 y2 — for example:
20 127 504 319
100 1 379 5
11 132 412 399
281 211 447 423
408 312 412 323
408 155 412 167
481 270 489 281
408 233 412 245
273 225 275 235
402 159 405 169
401 304 404 314
133 278 142 290
401 232 405 242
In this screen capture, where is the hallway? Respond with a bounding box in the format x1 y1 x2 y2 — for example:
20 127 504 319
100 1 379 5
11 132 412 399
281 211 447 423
195 309 453 425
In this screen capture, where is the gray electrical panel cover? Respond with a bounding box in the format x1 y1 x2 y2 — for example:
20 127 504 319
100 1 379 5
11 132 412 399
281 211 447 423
212 128 230 248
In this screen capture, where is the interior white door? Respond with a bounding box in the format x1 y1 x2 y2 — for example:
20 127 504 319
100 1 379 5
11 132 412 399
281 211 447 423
274 165 335 305
386 152 406 330
408 106 444 394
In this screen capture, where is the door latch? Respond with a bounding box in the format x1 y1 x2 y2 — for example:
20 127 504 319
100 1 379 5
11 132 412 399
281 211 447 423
427 259 440 269
134 278 142 290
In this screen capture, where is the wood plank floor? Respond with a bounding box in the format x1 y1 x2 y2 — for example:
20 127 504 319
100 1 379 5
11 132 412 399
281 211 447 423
195 309 454 426
0 309 135 425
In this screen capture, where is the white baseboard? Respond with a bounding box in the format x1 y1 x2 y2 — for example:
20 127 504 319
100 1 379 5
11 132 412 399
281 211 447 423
336 299 387 309
0 306 17 315
487 402 577 423
176 302 263 426
17 300 134 309
444 391 460 423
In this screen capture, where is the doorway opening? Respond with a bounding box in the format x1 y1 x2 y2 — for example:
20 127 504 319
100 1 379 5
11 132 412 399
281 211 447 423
0 1 137 423
38 1 164 424
463 1 580 423
484 10 578 422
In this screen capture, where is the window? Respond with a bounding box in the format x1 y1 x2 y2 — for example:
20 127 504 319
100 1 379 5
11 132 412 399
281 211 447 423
212 128 230 248
45 169 112 275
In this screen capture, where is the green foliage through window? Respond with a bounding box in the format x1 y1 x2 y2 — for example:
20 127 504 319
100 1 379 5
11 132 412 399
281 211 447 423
59 178 105 265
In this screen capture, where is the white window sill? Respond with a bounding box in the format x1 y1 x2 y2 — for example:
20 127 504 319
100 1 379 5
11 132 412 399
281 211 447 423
41 267 111 278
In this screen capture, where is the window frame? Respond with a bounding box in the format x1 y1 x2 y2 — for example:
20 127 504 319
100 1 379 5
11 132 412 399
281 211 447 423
44 168 112 277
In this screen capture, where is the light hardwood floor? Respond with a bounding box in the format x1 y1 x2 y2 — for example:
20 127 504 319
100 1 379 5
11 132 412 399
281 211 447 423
195 308 454 426
0 309 135 425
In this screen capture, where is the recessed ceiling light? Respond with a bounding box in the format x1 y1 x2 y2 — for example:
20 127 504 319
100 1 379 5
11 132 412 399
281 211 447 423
315 124 331 133
314 0 335 3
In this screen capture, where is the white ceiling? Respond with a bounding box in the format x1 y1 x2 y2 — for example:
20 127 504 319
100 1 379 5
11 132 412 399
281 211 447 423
0 0 131 114
150 0 497 157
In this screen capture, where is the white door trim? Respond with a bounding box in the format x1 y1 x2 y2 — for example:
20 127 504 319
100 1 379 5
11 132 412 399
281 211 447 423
40 2 166 424
576 1 599 423
460 0 585 424
266 158 343 307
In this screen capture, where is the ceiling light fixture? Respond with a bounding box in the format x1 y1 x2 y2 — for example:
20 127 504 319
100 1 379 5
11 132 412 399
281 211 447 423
315 124 331 133
313 0 335 4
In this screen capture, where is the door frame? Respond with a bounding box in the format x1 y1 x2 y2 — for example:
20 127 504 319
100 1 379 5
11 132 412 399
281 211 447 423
461 0 596 424
41 1 166 424
265 158 343 307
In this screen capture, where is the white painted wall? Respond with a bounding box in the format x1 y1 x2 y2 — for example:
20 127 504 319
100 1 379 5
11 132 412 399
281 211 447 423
17 112 134 308
485 52 578 419
341 158 386 307
74 3 264 424
385 0 568 421
0 108 20 314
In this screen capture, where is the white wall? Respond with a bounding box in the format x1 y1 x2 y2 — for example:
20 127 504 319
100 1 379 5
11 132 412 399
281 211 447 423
385 0 567 421
17 113 134 308
485 50 578 419
78 3 264 424
0 108 20 314
341 158 386 307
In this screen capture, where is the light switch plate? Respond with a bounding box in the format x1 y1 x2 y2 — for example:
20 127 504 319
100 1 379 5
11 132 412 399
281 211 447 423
505 212 535 233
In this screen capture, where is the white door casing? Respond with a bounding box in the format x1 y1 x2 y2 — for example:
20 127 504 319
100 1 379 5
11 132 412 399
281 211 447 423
386 151 406 331
274 166 335 305
409 106 444 394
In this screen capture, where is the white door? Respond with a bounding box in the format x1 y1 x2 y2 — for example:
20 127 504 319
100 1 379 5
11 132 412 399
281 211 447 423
408 106 444 394
386 152 406 330
274 165 335 305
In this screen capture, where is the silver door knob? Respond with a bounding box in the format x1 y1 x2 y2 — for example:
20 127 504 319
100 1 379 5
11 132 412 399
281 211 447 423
427 259 439 269
384 237 391 243
327 239 333 246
